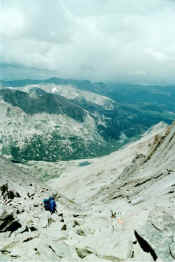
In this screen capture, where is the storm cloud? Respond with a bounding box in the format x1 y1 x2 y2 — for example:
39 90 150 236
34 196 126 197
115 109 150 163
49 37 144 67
1 0 175 83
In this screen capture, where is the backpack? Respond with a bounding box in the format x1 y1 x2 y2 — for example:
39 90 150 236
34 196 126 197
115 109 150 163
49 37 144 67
43 198 50 211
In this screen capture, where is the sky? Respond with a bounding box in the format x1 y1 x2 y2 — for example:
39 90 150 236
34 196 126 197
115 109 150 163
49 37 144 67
1 0 175 83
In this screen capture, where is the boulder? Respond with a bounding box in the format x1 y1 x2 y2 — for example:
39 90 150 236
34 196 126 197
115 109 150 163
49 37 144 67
0 183 21 200
0 208 21 233
135 207 175 262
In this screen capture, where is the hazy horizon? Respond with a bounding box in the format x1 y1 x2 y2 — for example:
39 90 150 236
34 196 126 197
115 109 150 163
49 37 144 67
1 0 175 84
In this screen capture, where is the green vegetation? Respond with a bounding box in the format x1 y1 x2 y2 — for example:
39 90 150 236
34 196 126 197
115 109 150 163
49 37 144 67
9 132 111 162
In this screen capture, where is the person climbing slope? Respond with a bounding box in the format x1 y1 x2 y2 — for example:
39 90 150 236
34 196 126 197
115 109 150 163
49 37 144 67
43 196 56 214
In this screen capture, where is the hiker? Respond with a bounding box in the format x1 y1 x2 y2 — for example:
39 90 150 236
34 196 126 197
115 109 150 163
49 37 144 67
110 210 123 231
43 197 56 214
111 210 117 231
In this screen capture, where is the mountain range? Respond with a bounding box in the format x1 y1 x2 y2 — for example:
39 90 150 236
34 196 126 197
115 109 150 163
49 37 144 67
0 77 175 162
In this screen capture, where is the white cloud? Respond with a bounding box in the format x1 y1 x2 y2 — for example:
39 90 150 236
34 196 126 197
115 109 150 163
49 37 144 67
1 0 175 83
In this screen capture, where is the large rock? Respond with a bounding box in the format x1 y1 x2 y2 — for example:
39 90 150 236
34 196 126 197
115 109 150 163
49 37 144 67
136 207 175 262
0 208 21 234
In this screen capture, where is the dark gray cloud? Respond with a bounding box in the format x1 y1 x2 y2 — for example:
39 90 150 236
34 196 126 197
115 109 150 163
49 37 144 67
1 0 175 83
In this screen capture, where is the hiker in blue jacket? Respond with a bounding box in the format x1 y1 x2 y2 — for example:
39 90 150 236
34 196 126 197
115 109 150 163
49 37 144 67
43 197 56 214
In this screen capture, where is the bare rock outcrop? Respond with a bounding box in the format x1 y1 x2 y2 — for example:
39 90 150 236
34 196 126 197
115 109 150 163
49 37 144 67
136 207 175 262
0 208 21 234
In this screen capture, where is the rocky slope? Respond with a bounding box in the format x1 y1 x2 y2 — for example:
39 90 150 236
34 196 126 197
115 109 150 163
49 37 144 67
2 121 175 261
